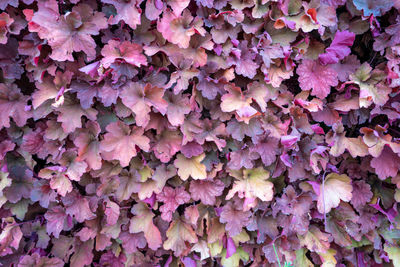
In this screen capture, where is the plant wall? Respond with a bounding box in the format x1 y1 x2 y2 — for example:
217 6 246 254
0 0 400 266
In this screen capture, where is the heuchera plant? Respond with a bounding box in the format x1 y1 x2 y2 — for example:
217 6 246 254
1 0 400 266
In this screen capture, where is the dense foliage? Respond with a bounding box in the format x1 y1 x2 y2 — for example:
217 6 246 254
1 0 400 266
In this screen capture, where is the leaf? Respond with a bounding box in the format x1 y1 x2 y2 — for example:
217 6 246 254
265 63 293 87
167 68 199 94
297 59 338 99
62 192 95 223
70 239 94 267
119 231 146 253
164 91 191 126
384 244 400 266
70 81 103 109
360 82 391 107
157 186 190 221
104 200 120 226
56 98 98 133
153 130 182 163
129 202 162 250
120 82 167 127
0 0 18 10
294 248 314 267
226 167 274 203
350 181 373 210
4 0 400 264
18 253 64 267
370 146 400 180
189 179 225 205
311 173 353 214
299 225 331 253
38 167 72 197
167 0 190 15
319 31 356 65
194 119 226 150
102 0 142 29
157 9 205 49
32 71 73 109
4 164 34 204
352 0 393 16
7 199 30 220
101 40 147 68
250 137 280 166
191 240 210 260
74 121 102 170
219 202 251 236
327 131 369 158
59 151 87 182
331 55 360 82
115 169 141 202
174 153 207 180
0 83 31 129
0 217 22 256
0 171 11 203
220 247 249 267
30 2 107 61
326 215 353 247
163 218 198 256
318 249 337 267
44 206 71 238
138 164 176 200
100 121 150 167
30 180 57 209
220 83 253 114
350 63 391 107
275 184 313 217
226 118 263 143
0 140 14 162
228 41 259 79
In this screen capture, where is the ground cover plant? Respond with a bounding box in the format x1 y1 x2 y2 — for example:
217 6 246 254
0 0 400 266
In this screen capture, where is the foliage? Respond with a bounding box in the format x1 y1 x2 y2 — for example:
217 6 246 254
0 0 400 266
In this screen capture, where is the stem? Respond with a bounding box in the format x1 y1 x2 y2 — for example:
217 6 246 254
273 243 282 267
322 170 327 231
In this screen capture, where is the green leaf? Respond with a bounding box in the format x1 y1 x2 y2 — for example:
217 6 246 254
221 247 249 267
294 248 314 267
384 244 400 266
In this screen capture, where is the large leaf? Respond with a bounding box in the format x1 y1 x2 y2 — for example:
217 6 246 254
163 218 198 256
100 121 150 167
129 203 162 250
310 173 353 214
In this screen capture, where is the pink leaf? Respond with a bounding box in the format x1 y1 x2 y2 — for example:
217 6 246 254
100 121 150 167
129 202 162 250
70 239 94 267
297 59 339 99
370 146 400 180
30 2 107 61
120 82 167 127
62 192 95 223
219 202 251 236
157 9 205 49
0 218 22 257
157 186 190 221
102 0 142 29
350 180 373 210
250 137 280 166
105 200 120 226
18 253 64 267
101 40 147 68
44 206 72 238
319 31 356 65
189 179 224 205
0 83 31 129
